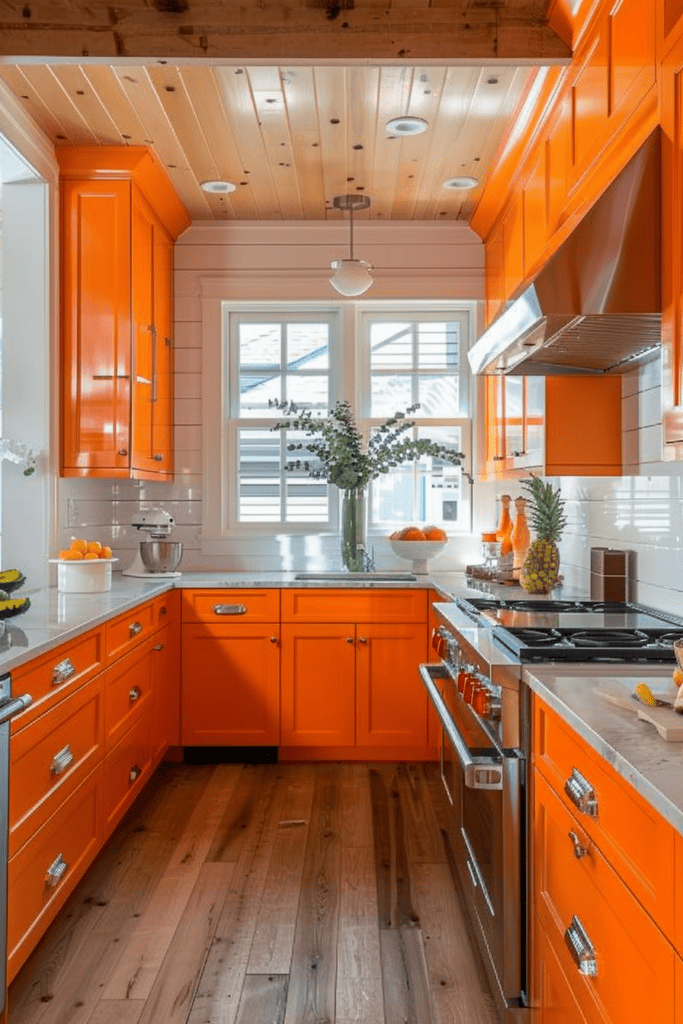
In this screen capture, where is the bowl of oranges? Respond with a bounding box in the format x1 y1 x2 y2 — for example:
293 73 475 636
389 525 448 575
51 539 117 593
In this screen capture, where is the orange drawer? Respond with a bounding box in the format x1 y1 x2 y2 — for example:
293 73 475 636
11 627 104 732
105 600 156 663
182 588 280 623
103 637 155 752
533 767 675 1024
533 920 595 1024
676 832 683 958
280 587 428 623
9 678 104 857
7 766 101 983
533 695 676 940
152 588 177 629
102 709 153 835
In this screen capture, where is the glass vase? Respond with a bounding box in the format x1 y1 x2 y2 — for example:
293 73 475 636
340 488 368 572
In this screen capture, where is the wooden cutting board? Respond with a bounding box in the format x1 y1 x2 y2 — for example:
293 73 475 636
597 689 683 741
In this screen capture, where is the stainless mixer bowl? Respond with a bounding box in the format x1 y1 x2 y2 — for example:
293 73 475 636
139 540 183 573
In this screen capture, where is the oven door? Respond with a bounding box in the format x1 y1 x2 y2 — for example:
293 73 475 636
419 663 524 1018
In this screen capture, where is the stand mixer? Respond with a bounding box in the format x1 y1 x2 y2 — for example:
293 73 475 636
122 509 183 578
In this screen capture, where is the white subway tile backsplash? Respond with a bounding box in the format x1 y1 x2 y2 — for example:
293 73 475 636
175 348 202 373
175 425 202 450
174 398 203 425
174 373 202 400
174 321 202 348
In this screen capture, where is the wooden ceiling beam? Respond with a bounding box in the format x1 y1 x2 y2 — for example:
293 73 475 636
0 2 571 62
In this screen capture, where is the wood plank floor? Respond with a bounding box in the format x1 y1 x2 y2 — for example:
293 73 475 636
8 762 499 1024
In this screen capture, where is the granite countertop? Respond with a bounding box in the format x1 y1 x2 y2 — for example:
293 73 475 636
524 664 683 837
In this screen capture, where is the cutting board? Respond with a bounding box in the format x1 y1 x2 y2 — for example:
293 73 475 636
597 689 683 741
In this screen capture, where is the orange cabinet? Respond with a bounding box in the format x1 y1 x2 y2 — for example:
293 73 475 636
58 147 190 480
181 621 281 746
151 621 180 764
483 375 622 480
532 766 675 1024
662 30 683 456
280 623 357 747
532 919 595 1024
102 709 154 834
355 622 428 748
103 636 156 753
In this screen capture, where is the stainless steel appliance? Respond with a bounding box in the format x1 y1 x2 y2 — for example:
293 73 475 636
419 594 683 1024
0 673 32 1012
122 509 183 578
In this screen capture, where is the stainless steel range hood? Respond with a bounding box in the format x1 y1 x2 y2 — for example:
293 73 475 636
468 128 661 376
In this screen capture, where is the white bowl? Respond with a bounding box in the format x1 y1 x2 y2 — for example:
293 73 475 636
390 539 448 575
49 558 117 593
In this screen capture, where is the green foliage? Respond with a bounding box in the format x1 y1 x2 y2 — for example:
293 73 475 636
522 475 567 544
270 399 463 491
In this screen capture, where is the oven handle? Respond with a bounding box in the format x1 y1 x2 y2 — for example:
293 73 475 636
419 663 503 791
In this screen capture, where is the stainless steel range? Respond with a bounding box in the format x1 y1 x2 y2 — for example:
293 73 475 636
419 595 683 1024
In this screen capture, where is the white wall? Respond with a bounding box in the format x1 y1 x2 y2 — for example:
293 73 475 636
58 219 487 574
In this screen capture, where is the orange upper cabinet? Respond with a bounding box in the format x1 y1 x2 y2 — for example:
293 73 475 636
662 31 683 456
58 147 190 480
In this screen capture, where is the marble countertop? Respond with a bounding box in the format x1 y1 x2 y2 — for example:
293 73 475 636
523 664 683 837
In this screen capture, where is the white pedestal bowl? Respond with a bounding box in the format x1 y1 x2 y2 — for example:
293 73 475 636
389 539 448 575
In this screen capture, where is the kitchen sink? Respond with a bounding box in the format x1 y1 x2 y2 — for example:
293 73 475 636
294 571 417 581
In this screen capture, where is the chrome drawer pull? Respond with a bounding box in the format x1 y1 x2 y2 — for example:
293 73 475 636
212 604 247 615
129 765 142 783
129 686 142 702
568 830 589 859
45 853 68 888
50 744 74 776
52 657 76 686
129 621 143 637
565 915 597 977
153 643 165 652
564 767 598 818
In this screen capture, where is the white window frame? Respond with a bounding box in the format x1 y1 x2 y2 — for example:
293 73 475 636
201 294 474 550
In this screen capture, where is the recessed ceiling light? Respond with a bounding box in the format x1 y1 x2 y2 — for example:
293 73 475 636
385 116 429 136
443 176 480 190
200 180 236 194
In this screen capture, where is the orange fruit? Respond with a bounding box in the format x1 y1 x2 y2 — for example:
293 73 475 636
58 549 71 559
673 667 683 688
70 538 88 553
83 551 100 560
424 526 447 541
100 546 113 559
402 526 426 540
62 549 84 560
87 541 102 554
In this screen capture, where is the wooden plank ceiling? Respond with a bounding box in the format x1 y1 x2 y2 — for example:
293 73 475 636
0 61 536 221
0 2 569 61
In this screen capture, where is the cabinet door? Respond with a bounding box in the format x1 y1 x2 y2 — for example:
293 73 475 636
151 622 180 762
355 622 428 748
504 376 524 461
533 921 594 1024
131 194 175 479
280 623 356 747
61 178 131 475
485 220 505 325
483 376 506 477
181 623 280 746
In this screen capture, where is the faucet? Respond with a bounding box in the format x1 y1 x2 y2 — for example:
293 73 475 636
357 543 376 572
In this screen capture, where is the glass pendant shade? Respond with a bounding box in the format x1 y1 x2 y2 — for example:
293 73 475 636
329 194 373 297
330 258 374 296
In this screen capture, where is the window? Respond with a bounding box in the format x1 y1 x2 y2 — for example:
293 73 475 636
212 302 472 540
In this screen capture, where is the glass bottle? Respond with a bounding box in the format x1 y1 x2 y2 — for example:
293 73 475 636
496 493 513 557
511 496 530 580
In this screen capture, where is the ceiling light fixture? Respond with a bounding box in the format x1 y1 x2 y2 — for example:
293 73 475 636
443 176 479 190
385 116 429 137
329 194 373 297
200 180 236 194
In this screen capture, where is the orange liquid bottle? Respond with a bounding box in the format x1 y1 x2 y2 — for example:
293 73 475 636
496 493 513 556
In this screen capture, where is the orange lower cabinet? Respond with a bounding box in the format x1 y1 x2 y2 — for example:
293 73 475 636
533 921 593 1024
355 622 428 748
676 954 683 1023
181 622 280 746
280 623 356 747
7 767 102 983
151 622 180 761
102 711 153 835
533 768 675 1024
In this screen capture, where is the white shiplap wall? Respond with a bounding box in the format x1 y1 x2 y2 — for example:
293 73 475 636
58 220 487 573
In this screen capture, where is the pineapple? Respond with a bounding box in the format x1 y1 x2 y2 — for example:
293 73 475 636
520 476 567 594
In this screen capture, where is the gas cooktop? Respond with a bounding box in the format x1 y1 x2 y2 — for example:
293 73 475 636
455 597 683 663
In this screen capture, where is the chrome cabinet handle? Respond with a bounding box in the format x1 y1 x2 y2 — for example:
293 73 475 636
50 744 74 776
466 859 479 889
118 448 128 457
346 636 354 644
270 636 277 643
154 643 165 652
159 605 167 616
52 657 76 686
568 830 589 859
213 604 247 615
129 686 142 702
565 915 597 977
45 853 68 888
358 636 367 643
129 765 142 783
152 454 164 461
564 767 598 818
129 621 143 637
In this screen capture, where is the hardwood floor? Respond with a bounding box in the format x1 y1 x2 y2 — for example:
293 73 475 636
8 762 499 1024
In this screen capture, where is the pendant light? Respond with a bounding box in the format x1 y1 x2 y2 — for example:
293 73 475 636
329 194 373 297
